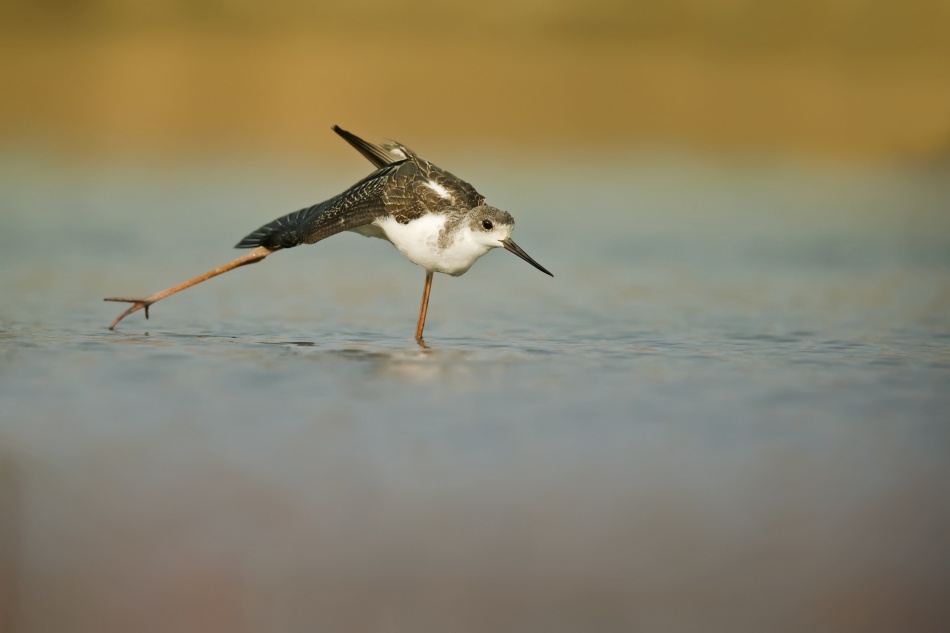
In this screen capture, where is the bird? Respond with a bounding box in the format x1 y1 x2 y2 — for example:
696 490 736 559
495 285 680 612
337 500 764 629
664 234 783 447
105 126 553 346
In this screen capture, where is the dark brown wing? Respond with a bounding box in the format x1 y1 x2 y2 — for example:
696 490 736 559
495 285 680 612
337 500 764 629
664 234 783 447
235 162 403 251
332 125 417 169
332 126 485 224
383 160 486 224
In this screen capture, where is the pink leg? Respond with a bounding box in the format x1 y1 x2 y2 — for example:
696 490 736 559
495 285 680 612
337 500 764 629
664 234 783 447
414 270 434 347
105 246 272 329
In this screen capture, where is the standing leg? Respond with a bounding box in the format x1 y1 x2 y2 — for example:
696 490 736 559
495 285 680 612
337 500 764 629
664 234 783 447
414 270 434 346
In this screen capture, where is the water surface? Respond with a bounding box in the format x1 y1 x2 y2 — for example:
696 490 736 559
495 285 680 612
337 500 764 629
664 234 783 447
1 154 948 632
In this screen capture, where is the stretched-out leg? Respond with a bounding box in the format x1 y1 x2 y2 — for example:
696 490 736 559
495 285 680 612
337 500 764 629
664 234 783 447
105 246 273 329
414 270 434 347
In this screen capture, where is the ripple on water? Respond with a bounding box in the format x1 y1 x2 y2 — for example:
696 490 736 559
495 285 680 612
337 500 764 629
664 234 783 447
2 158 950 631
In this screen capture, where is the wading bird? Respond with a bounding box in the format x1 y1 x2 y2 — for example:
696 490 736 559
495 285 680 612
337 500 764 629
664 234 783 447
105 126 552 346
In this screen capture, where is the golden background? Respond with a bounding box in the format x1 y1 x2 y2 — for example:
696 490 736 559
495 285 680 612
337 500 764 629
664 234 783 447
2 0 949 161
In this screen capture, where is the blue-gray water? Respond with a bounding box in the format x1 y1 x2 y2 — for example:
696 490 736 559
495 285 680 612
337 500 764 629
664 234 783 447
1 152 949 632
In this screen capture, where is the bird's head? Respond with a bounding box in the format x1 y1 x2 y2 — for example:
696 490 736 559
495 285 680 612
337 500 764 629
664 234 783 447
468 206 552 277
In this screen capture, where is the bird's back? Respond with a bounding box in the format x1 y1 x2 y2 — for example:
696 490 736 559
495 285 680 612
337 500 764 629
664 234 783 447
379 158 484 225
236 152 484 252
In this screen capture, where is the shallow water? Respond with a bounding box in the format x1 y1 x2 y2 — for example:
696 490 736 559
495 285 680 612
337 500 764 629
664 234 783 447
1 154 949 632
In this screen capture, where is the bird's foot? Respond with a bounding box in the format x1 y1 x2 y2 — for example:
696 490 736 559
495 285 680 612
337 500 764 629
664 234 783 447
104 296 155 330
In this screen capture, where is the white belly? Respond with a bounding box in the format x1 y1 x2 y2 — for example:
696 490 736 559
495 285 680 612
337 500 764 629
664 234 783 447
351 215 491 276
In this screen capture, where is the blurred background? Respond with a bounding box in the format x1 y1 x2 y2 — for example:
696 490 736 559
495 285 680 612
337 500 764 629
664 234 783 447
2 2 950 632
2 0 949 160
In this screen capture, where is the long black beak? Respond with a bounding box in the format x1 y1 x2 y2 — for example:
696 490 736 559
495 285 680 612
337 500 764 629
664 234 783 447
501 238 553 277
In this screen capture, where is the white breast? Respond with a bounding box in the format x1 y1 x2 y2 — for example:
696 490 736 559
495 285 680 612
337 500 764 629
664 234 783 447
354 215 493 276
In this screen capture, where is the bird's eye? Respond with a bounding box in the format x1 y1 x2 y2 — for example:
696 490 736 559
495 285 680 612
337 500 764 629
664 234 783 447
482 220 493 230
